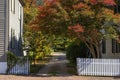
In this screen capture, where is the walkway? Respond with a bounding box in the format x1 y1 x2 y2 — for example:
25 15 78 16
37 52 70 76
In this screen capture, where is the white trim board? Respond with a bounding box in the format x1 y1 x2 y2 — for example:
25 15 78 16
0 62 7 74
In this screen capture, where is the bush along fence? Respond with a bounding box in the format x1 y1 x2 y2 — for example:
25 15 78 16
7 57 30 75
77 58 120 76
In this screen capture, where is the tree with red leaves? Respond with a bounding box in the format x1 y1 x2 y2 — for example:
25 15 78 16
36 0 120 58
90 0 116 5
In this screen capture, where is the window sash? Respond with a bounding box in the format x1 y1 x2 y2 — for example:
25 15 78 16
114 5 120 13
18 6 22 20
11 29 15 49
11 0 15 13
112 39 120 53
102 40 106 54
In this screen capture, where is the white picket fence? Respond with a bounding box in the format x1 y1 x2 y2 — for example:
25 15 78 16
8 58 30 75
77 58 120 76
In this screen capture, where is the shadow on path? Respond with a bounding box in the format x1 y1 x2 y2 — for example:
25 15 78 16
36 52 72 77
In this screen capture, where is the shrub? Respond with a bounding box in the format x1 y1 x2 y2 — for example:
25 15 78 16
7 51 18 65
66 42 88 64
7 52 29 72
7 51 18 72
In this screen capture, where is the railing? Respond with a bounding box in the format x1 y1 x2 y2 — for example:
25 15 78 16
77 58 120 76
7 57 30 75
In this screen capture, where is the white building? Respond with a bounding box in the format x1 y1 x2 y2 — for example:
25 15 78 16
101 39 120 58
0 0 24 74
101 5 120 59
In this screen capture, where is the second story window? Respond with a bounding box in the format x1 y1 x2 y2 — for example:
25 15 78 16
11 0 15 14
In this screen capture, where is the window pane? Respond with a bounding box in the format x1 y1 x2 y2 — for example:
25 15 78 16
18 6 21 20
11 0 15 13
112 39 116 53
116 41 120 53
18 36 22 50
11 29 15 49
102 40 106 54
114 5 120 13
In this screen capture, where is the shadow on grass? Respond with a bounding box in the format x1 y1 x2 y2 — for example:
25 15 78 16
29 62 77 77
113 77 120 79
30 55 53 75
30 64 45 75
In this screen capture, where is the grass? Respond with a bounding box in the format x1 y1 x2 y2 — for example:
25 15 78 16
30 64 45 74
48 65 59 76
30 55 52 74
48 71 58 76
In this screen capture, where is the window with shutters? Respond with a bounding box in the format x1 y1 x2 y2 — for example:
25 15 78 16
11 29 15 49
102 40 106 54
112 39 120 53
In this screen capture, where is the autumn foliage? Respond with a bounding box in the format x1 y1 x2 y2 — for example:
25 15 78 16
90 0 116 5
68 24 84 33
36 0 120 58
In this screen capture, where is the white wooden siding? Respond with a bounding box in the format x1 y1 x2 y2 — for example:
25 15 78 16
0 0 5 62
9 0 23 56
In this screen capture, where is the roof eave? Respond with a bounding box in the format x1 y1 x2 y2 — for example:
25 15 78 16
19 0 25 6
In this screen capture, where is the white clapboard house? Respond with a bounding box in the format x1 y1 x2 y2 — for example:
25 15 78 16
101 5 120 59
77 5 120 76
0 0 24 74
101 39 120 58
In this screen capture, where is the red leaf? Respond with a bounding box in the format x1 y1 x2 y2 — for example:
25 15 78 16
38 6 43 11
90 0 97 4
73 3 85 9
90 0 116 5
44 0 58 5
103 0 116 5
68 24 84 33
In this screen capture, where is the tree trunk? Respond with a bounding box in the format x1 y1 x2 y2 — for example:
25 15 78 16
96 45 100 58
81 38 101 58
84 41 96 58
83 40 102 58
94 40 101 58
